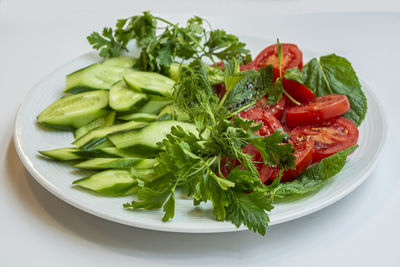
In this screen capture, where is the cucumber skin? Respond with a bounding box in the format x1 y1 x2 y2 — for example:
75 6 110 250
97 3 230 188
74 111 116 140
64 86 100 94
73 147 147 159
74 158 144 170
39 147 81 161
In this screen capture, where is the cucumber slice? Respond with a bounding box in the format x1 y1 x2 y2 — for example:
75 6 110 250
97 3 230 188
37 90 109 130
130 168 160 183
74 158 144 169
136 96 173 114
73 169 137 196
102 56 136 68
109 80 149 112
73 120 147 150
124 72 175 96
74 111 116 139
65 64 135 94
73 147 147 159
134 159 157 169
108 120 198 156
117 113 158 122
39 147 81 161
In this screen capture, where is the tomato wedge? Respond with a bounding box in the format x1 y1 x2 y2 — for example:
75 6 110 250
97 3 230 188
290 117 359 163
239 108 283 136
252 43 303 73
259 133 314 183
282 78 315 103
255 94 286 120
286 94 351 127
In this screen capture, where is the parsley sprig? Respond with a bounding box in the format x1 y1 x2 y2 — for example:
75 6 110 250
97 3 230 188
124 59 296 235
87 11 251 72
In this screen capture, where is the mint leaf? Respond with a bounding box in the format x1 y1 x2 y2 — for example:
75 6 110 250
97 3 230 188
284 54 367 126
269 145 358 200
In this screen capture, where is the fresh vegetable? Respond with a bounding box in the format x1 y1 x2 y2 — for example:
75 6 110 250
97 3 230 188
87 12 251 72
37 90 109 130
284 54 367 126
252 43 303 74
36 12 367 236
291 117 359 163
285 94 351 127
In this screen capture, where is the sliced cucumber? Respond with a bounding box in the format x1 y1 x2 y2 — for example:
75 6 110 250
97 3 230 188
130 168 160 183
134 159 157 169
108 120 198 156
73 147 147 159
109 80 149 112
118 113 158 122
124 72 175 96
102 56 136 68
73 169 137 196
39 147 81 161
73 120 147 150
74 111 116 139
65 64 135 94
37 90 109 130
74 158 144 169
136 96 173 114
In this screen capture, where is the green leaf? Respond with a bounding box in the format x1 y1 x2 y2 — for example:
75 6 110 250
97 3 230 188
284 54 367 126
250 130 296 170
226 189 274 236
266 78 283 105
224 66 274 111
124 186 172 210
162 188 176 222
269 145 358 200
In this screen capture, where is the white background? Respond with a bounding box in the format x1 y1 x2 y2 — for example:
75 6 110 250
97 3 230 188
1 0 400 266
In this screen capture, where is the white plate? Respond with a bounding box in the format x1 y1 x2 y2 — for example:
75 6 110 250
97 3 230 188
14 36 387 233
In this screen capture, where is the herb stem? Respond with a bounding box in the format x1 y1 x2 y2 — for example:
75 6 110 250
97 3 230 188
283 89 301 106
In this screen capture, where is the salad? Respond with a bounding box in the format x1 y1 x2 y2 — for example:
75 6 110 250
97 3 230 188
37 12 367 235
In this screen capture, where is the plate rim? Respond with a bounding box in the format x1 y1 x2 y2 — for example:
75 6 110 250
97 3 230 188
13 48 387 234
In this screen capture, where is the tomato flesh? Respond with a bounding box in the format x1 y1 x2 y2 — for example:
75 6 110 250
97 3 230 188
286 94 351 127
291 117 359 163
255 94 286 120
260 133 314 183
239 108 283 136
252 43 303 72
282 78 315 103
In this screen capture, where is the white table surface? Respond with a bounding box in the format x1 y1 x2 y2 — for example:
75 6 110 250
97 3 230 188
1 0 400 266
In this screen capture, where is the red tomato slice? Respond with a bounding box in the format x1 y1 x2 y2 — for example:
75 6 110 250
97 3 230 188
240 62 256 71
281 133 314 181
286 94 351 127
282 78 315 103
260 133 314 183
252 43 303 72
290 117 359 163
239 108 283 136
255 94 286 120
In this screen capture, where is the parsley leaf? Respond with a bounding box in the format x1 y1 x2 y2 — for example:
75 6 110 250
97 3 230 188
88 12 251 72
226 189 274 235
